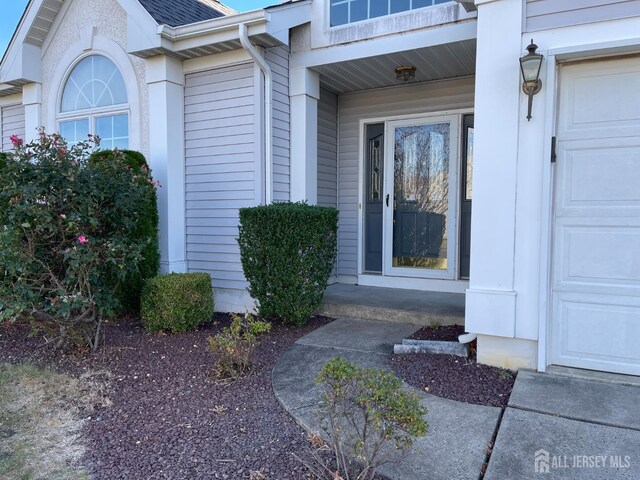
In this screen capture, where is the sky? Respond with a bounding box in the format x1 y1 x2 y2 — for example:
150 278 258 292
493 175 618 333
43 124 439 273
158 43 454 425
0 0 275 58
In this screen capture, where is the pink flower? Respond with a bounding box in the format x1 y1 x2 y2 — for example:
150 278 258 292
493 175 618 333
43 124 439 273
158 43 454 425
10 135 23 147
60 214 67 219
77 235 88 245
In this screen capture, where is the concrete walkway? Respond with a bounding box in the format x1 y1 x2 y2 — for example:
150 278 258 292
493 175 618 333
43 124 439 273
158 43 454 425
272 317 502 480
485 370 640 479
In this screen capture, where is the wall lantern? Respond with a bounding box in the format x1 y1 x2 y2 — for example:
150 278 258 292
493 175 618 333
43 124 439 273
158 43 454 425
395 65 416 82
519 40 544 121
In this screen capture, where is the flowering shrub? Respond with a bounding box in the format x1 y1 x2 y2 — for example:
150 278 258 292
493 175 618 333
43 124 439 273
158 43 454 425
0 130 159 350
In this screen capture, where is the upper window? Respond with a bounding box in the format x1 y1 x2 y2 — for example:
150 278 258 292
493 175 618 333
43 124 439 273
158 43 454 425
58 55 129 149
330 0 451 27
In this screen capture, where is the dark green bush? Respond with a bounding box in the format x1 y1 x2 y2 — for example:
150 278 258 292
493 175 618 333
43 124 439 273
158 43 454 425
141 273 214 333
90 149 160 314
238 202 338 326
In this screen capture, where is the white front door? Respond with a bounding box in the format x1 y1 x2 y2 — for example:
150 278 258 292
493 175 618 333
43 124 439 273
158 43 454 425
550 56 640 376
383 115 459 279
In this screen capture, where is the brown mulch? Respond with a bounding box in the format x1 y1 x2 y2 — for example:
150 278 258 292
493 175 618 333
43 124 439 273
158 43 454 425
0 314 333 480
408 324 466 342
393 325 516 408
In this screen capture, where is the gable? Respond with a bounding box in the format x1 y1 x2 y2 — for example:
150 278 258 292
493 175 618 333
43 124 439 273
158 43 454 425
1 0 235 86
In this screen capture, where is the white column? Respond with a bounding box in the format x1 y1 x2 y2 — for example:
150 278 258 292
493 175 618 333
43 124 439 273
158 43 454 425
146 55 187 274
22 83 42 142
465 0 524 337
290 67 320 204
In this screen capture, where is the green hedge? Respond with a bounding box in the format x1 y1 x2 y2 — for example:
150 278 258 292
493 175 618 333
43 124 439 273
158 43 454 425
141 273 214 333
238 202 338 325
90 149 160 314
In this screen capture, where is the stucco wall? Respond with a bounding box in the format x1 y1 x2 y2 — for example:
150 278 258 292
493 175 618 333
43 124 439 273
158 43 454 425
41 0 150 160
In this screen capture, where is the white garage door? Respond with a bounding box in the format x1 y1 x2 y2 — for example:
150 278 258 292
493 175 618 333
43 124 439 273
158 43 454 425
551 56 640 376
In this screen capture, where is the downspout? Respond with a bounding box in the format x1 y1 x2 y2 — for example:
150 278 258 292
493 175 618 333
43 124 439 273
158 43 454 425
239 23 273 204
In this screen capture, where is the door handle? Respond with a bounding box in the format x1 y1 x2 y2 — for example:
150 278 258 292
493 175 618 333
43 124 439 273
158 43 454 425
386 194 389 207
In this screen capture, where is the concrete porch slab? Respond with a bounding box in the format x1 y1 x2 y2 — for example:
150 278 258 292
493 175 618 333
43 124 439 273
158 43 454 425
319 283 465 326
509 370 640 431
485 407 640 479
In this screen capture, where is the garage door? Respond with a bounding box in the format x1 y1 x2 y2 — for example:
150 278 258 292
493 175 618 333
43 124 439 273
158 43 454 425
551 56 640 376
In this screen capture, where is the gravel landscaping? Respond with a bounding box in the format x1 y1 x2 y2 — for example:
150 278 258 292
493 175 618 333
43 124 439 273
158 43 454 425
408 325 466 342
392 326 516 408
0 314 333 480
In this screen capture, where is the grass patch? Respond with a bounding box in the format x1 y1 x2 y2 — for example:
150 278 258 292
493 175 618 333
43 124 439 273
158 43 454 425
0 363 110 480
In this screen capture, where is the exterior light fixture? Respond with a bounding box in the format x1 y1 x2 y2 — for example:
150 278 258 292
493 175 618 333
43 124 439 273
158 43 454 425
519 40 544 121
395 65 416 81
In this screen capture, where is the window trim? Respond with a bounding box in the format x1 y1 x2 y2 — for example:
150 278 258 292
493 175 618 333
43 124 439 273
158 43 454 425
52 46 139 150
328 0 455 29
58 108 131 146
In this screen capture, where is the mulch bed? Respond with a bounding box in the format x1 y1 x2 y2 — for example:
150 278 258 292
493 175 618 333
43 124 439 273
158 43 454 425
0 314 333 480
392 325 516 408
408 324 466 342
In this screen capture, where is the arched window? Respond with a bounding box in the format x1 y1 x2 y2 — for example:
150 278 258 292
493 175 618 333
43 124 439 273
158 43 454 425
58 55 129 149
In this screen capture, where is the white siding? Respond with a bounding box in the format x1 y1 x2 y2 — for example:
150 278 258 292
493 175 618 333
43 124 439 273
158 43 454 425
318 88 338 208
337 77 475 277
526 0 640 32
184 62 256 291
266 46 291 202
1 104 25 151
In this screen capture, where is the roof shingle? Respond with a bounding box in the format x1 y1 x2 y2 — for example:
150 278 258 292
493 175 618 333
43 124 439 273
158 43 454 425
137 0 236 27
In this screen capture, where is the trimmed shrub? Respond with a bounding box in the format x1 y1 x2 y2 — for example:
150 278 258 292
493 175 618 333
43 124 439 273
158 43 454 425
0 131 158 350
305 357 428 479
238 202 338 326
141 273 214 333
90 149 160 314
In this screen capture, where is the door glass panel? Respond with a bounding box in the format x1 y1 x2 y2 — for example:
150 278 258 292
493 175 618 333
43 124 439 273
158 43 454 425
465 126 474 200
393 123 450 270
364 123 384 273
460 115 474 279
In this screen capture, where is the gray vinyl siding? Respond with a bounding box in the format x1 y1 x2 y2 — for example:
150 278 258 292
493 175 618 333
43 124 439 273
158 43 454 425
1 104 25 151
337 76 475 277
184 62 255 291
318 88 338 208
526 0 640 31
266 46 291 202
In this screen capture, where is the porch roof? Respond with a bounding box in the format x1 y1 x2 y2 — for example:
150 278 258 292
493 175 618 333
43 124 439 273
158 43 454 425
316 38 476 94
